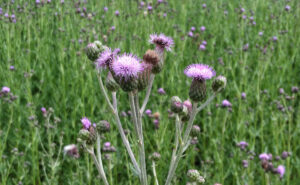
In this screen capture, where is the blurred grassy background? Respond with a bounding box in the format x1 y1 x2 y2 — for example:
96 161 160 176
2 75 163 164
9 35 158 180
0 0 299 184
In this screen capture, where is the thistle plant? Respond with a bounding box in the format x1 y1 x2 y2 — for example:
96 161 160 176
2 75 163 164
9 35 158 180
77 33 226 185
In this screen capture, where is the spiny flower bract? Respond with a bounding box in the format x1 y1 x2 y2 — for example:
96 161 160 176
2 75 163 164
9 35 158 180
184 64 215 80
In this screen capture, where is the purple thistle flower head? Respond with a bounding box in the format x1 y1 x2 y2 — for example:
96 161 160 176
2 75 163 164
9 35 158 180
115 10 119 16
259 31 263 36
222 99 232 107
241 92 246 99
81 117 91 130
202 3 207 8
104 7 108 12
202 40 207 45
112 53 143 80
157 88 166 95
163 13 167 17
273 36 278 41
191 26 196 31
285 5 290 11
147 6 153 11
145 109 152 116
10 66 15 70
184 64 215 80
36 0 40 4
158 0 163 3
41 107 47 113
140 1 145 7
188 31 194 37
111 26 115 31
149 33 174 51
199 44 206 50
200 26 206 32
259 153 271 161
1 86 10 93
276 165 285 178
95 49 114 69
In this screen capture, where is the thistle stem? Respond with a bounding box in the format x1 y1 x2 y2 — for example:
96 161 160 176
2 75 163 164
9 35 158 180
96 133 109 185
97 73 141 175
152 161 159 185
140 74 155 114
134 93 148 185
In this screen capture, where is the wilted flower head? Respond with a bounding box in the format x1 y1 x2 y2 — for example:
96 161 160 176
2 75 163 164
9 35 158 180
64 144 79 158
184 64 215 80
112 53 143 80
149 33 174 51
81 117 91 129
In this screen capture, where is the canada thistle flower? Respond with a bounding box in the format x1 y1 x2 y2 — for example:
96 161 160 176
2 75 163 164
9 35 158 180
95 49 114 69
112 53 143 92
276 165 285 178
149 33 174 51
184 64 215 102
81 117 91 129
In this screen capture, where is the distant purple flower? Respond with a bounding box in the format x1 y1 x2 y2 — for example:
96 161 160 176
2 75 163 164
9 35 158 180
242 15 247 19
184 64 215 80
10 66 15 70
115 10 119 16
163 13 167 17
140 1 145 7
190 27 196 31
259 153 270 161
112 54 143 80
200 26 206 32
153 119 159 129
80 12 85 17
276 165 285 178
93 123 96 128
41 107 47 114
1 86 10 93
4 13 9 18
81 117 91 129
279 88 284 94
149 33 174 51
11 14 15 19
249 16 254 21
259 32 263 36
147 6 153 11
285 5 290 12
252 21 256 26
199 44 206 50
157 88 166 95
242 160 248 168
61 0 64 4
240 8 245 13
273 36 278 42
36 0 40 4
222 99 232 107
188 31 193 37
111 26 115 31
291 86 299 93
145 109 152 116
237 141 248 150
202 4 207 8
96 49 114 69
241 92 246 99
104 142 111 148
183 100 192 111
158 0 163 3
47 0 51 3
281 151 289 159
243 43 249 51
104 7 108 12
64 144 79 158
202 40 207 45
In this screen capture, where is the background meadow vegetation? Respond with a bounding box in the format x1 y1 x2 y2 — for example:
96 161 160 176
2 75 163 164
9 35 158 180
0 0 299 184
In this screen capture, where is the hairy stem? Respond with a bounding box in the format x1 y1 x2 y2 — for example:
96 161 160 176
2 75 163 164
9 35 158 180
152 161 159 185
140 74 155 114
96 134 109 185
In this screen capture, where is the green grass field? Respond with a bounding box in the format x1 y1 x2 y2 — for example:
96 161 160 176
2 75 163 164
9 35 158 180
0 0 299 184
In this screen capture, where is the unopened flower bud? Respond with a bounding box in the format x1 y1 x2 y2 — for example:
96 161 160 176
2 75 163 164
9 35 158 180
96 120 111 133
212 75 227 92
138 63 151 91
180 106 190 122
149 152 161 161
191 125 201 137
187 169 205 183
85 43 100 61
171 96 183 113
105 72 119 92
143 49 161 73
189 79 206 102
78 129 90 140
